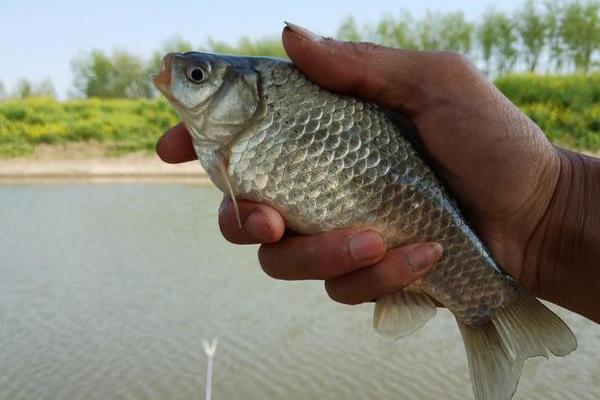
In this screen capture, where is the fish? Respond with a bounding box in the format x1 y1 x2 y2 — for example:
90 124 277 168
152 51 577 400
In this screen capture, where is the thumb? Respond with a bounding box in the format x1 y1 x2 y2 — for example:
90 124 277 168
282 22 474 115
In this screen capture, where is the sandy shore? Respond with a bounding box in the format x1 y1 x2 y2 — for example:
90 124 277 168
0 154 210 185
2 143 597 185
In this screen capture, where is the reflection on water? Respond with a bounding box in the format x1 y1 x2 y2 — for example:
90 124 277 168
0 184 598 400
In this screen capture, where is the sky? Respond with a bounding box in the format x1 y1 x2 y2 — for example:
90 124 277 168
0 0 526 98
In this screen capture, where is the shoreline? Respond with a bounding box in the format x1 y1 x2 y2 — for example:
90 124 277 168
0 154 211 185
2 147 598 185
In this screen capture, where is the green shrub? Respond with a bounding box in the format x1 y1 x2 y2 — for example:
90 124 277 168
495 73 599 151
495 73 600 109
0 74 598 158
0 96 178 157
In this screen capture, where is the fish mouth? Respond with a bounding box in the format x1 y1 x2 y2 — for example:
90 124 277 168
151 53 175 94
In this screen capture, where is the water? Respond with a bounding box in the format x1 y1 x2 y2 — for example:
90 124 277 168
0 184 598 400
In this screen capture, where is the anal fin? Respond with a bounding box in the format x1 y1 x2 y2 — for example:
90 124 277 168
373 290 437 339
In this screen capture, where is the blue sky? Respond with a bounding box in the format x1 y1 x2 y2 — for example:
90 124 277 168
0 0 526 98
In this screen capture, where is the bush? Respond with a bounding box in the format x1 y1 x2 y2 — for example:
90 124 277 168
495 73 600 150
0 74 598 158
0 97 178 157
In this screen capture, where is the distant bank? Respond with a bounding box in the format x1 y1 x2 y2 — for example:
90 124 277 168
0 150 210 185
1 74 599 160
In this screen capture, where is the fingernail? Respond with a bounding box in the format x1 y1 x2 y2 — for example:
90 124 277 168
284 21 323 42
405 243 443 274
348 230 385 264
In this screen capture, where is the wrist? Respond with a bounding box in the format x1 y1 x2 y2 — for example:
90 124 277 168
524 148 600 322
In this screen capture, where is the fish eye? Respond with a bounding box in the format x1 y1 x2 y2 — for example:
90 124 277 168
185 63 209 84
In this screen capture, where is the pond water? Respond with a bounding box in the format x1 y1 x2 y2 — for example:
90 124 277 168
1 184 598 400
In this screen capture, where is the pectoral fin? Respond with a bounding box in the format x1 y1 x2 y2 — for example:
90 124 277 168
373 290 437 339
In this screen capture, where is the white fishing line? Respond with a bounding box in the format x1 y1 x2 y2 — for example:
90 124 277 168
202 338 218 400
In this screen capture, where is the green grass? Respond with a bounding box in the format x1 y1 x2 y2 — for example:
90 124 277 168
1 73 599 158
495 73 600 150
0 97 178 157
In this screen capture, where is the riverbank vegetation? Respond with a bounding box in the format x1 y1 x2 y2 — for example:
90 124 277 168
0 0 597 157
1 73 598 157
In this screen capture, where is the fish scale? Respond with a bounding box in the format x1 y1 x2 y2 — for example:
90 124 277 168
154 51 576 400
233 61 514 323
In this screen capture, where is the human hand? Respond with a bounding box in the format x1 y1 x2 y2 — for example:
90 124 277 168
157 24 598 320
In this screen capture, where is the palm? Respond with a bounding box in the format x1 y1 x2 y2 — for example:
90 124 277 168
413 81 559 291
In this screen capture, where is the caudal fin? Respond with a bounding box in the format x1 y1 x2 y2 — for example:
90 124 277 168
457 288 577 400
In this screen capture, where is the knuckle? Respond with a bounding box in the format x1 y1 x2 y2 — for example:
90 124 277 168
300 240 320 265
348 41 385 57
439 51 472 68
436 52 480 83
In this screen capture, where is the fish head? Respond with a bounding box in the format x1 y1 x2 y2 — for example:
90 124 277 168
152 52 264 191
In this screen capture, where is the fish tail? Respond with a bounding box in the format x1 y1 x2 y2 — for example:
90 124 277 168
457 288 577 400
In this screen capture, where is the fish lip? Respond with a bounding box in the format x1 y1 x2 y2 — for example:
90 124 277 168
151 53 176 93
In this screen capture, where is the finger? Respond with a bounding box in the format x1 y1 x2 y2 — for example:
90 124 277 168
258 229 385 280
324 242 443 305
218 198 285 244
156 123 197 164
282 23 476 115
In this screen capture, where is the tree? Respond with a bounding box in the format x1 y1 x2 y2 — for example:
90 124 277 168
438 12 474 53
545 0 567 72
112 51 154 98
370 12 417 49
14 79 32 98
35 79 56 97
0 80 5 99
207 36 285 58
518 0 548 72
336 15 363 41
417 11 443 50
11 78 55 98
478 9 498 74
148 35 193 75
416 11 473 53
72 49 152 98
495 13 519 74
560 0 600 73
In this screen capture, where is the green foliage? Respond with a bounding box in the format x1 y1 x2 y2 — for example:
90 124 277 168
333 1 599 75
369 12 417 49
477 10 519 74
495 73 600 149
0 74 598 158
337 16 363 42
148 35 194 75
12 78 56 99
559 0 600 72
417 11 473 53
518 0 548 71
206 36 286 58
545 0 567 70
71 50 153 98
0 97 178 157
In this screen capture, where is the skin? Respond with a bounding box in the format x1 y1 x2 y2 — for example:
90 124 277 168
156 25 600 324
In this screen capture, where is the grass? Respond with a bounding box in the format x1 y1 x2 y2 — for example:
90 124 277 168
495 73 600 150
0 97 178 157
0 73 599 158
